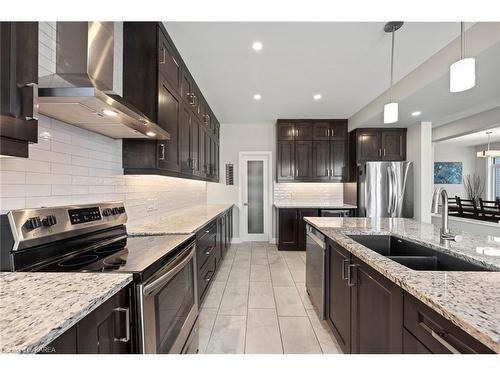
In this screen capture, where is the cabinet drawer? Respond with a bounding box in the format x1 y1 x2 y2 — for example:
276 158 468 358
196 221 217 269
403 328 432 354
403 292 493 354
198 254 216 302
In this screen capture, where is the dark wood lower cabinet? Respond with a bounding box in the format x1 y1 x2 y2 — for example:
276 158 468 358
350 257 403 354
42 286 132 354
278 208 318 250
326 241 351 353
325 236 494 354
197 208 233 305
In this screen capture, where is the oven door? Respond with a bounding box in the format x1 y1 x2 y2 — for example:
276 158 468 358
139 241 198 354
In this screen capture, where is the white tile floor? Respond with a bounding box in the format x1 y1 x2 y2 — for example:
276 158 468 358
199 242 342 354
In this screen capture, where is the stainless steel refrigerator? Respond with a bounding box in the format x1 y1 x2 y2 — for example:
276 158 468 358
358 161 414 218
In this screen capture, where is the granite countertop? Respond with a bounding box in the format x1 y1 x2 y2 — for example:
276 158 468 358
0 272 132 354
274 203 357 209
127 204 233 236
304 217 500 353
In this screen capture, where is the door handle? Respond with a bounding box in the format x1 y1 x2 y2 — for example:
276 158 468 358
22 83 38 120
341 259 349 280
243 203 248 206
347 264 358 286
113 307 130 343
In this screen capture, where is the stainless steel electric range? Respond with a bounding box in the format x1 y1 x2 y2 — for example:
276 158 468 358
0 202 199 354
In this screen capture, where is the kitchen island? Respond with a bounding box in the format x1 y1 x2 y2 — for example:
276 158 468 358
304 217 500 353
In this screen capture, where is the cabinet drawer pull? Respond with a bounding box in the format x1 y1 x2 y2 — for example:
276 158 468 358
347 264 358 287
159 47 166 65
418 322 460 354
113 307 130 343
341 259 349 280
158 143 165 160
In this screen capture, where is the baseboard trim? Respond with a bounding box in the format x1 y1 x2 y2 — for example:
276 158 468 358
231 237 243 244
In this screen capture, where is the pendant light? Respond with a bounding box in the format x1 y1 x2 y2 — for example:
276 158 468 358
383 22 403 124
477 132 500 158
450 22 476 93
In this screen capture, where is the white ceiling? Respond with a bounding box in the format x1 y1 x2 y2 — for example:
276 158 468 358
165 22 471 124
437 125 500 147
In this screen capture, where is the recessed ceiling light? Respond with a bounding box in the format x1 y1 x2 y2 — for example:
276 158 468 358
253 94 262 101
146 131 156 137
411 111 422 117
252 41 263 51
313 94 322 100
102 109 118 117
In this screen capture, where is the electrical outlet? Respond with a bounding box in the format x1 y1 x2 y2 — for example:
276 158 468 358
146 198 158 212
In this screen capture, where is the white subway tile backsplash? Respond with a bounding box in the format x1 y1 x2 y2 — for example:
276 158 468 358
26 173 71 185
0 171 26 184
273 182 343 206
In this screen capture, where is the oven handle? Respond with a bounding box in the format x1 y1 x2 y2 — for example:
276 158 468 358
143 243 196 296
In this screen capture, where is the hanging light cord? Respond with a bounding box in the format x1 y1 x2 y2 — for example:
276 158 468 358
460 21 465 59
390 26 395 100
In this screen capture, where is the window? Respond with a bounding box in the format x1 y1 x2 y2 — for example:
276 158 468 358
491 157 500 199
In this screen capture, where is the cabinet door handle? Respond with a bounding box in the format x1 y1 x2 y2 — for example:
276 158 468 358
383 148 386 157
347 264 358 286
159 47 166 65
341 259 349 280
113 307 130 343
418 322 460 354
158 143 165 160
22 83 38 120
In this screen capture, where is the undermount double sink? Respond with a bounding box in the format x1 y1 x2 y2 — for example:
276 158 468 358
347 235 494 272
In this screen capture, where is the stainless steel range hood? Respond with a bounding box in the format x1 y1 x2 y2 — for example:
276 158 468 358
38 22 169 140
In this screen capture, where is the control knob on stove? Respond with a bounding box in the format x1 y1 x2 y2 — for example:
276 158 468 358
25 217 42 230
42 215 57 227
102 208 112 217
112 207 120 215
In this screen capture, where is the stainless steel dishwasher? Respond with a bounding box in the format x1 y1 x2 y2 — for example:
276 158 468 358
305 224 327 320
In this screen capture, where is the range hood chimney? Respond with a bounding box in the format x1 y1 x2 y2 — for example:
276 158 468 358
38 22 169 140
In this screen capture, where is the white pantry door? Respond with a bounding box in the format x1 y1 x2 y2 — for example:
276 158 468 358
239 152 272 242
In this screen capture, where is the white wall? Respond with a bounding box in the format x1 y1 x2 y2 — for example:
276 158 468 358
433 144 477 199
207 122 276 239
0 23 207 224
407 122 433 223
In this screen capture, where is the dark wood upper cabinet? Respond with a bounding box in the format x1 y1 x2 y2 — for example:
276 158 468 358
326 240 352 353
331 140 346 181
312 140 331 180
157 29 181 91
277 141 295 181
277 122 295 141
277 119 348 182
157 78 181 172
295 122 313 140
312 122 331 140
0 22 39 158
294 141 313 180
357 129 381 161
350 255 403 354
381 130 406 161
351 128 406 163
122 22 219 183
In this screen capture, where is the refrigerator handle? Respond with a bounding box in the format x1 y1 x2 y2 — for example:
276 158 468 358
390 167 398 217
387 166 393 216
